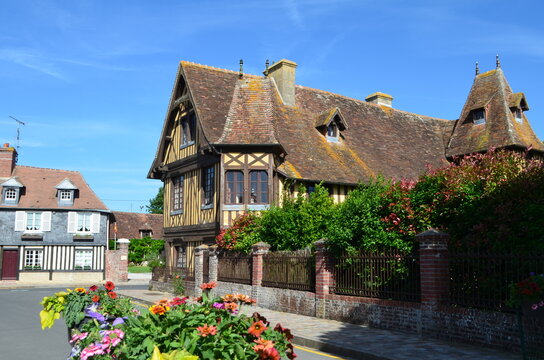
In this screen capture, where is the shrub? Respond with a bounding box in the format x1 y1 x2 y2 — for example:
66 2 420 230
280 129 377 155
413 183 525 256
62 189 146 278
129 237 165 264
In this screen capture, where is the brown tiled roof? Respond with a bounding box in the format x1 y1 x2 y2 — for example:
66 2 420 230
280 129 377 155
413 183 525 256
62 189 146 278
446 68 544 158
110 211 164 239
0 165 108 210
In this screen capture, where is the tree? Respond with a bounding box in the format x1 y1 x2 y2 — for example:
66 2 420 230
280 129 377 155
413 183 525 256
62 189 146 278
147 186 164 214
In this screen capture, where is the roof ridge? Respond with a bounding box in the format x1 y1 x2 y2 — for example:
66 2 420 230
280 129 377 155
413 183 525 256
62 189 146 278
296 84 451 122
16 165 80 173
180 61 261 79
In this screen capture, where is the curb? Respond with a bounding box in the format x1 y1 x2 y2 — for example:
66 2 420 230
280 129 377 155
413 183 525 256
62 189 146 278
122 294 391 360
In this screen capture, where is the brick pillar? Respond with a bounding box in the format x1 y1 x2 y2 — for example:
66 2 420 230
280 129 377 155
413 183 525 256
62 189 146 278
208 245 218 283
115 238 130 282
417 229 450 306
194 245 208 296
315 239 334 318
251 242 270 302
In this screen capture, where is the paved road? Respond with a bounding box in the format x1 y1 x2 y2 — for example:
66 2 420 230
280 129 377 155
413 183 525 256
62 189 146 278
0 286 346 360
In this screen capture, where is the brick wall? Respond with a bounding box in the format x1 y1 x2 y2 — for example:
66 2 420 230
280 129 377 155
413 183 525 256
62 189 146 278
105 239 129 282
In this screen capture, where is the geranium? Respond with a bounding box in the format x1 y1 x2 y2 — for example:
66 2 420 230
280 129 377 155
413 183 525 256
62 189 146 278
104 281 115 291
91 295 100 303
196 324 217 337
248 320 267 337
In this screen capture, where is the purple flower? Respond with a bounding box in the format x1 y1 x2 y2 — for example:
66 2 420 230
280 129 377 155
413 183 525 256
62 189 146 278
112 317 125 326
85 309 105 322
213 302 225 309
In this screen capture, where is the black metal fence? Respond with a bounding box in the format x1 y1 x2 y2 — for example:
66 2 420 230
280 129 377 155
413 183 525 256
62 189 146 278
262 250 315 292
218 251 252 284
449 249 544 312
330 250 421 302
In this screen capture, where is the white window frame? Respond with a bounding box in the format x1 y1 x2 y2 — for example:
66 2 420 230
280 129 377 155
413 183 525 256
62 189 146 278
515 108 523 123
59 190 72 201
75 249 93 270
473 109 486 125
77 212 92 233
24 250 43 270
68 212 100 234
3 188 19 204
25 212 42 232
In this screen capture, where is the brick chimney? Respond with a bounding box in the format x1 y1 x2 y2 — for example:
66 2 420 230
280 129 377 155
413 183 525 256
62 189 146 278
0 143 16 177
365 92 393 107
266 59 297 106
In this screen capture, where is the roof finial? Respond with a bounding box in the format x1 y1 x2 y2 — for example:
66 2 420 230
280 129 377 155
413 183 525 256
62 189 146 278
264 59 270 77
475 61 480 75
239 59 244 78
496 54 501 69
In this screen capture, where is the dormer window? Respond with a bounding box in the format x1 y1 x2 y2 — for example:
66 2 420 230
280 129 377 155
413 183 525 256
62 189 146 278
514 108 523 123
472 109 486 125
180 113 196 148
55 178 78 206
1 177 24 205
315 107 348 143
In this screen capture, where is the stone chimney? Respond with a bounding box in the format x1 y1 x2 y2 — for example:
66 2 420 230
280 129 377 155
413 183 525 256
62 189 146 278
0 143 16 177
266 59 297 106
365 92 393 107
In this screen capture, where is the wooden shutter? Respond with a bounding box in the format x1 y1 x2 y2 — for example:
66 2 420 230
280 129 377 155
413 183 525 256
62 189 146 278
91 213 100 233
67 212 77 233
42 212 52 232
14 211 25 231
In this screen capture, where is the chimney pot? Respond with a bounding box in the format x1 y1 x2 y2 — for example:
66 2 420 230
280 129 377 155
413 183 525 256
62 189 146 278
3 143 9 147
365 92 394 108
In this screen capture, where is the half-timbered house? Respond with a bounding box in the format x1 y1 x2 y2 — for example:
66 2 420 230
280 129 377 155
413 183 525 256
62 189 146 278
148 59 544 269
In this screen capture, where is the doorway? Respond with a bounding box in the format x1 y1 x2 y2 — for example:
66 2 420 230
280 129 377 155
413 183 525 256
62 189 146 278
1 250 19 280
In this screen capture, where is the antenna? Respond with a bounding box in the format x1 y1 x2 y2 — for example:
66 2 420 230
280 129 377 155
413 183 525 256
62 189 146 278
9 116 25 152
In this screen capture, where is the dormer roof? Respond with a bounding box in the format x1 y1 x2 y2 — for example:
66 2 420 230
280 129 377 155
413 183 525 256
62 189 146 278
55 178 78 190
1 177 24 188
315 107 348 130
446 68 544 158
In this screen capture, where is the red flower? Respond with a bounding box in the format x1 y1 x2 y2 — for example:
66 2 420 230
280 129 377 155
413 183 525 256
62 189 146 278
274 323 293 341
104 281 115 291
256 346 281 360
108 291 118 299
92 295 100 303
196 324 217 337
200 281 217 290
89 285 98 292
169 297 188 307
248 320 267 337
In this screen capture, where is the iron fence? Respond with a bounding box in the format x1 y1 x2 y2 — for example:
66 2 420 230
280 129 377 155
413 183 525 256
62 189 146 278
449 249 544 312
262 250 315 292
218 251 252 284
330 250 420 302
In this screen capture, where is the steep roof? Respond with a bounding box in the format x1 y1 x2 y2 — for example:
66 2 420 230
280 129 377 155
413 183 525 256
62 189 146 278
110 211 164 239
0 166 108 210
446 68 544 158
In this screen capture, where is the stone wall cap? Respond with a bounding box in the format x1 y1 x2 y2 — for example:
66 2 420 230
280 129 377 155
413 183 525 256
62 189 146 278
117 238 130 244
416 229 448 237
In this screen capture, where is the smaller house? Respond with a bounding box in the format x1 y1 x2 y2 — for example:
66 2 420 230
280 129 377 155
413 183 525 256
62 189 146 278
0 144 110 283
109 211 164 240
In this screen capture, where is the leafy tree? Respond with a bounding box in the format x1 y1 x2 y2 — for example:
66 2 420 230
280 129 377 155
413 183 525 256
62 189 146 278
147 186 164 214
129 237 165 264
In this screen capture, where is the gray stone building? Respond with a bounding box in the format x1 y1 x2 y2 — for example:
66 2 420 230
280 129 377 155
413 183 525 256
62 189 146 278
0 144 110 283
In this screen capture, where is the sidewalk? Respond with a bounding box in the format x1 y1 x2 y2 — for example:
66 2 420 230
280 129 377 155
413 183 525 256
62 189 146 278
117 288 520 360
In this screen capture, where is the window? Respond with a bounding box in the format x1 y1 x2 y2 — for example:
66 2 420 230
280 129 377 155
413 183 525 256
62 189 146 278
3 188 18 204
26 212 41 232
75 249 93 270
172 175 184 213
202 166 214 208
473 109 486 125
327 123 338 137
225 170 244 204
59 190 73 202
249 170 268 204
180 113 196 148
140 230 152 238
77 213 92 233
24 250 43 270
514 108 523 123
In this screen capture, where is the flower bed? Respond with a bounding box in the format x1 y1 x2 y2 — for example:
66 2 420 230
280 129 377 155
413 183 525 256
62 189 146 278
40 281 296 359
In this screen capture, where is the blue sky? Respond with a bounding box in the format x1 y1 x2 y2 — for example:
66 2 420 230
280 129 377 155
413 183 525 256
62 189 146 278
1 0 543 212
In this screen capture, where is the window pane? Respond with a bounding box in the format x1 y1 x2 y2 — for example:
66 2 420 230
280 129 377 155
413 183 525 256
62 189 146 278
249 170 268 204
203 167 214 206
226 170 243 204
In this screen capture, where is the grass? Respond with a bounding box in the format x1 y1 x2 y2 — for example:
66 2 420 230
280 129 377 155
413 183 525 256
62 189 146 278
128 265 151 273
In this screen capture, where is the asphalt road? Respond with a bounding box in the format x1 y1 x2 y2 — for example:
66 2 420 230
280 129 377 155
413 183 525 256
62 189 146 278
0 286 348 360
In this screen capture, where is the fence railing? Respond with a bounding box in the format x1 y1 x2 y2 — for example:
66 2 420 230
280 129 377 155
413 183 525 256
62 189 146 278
330 250 421 302
262 250 315 292
151 266 194 282
218 251 252 284
449 250 544 312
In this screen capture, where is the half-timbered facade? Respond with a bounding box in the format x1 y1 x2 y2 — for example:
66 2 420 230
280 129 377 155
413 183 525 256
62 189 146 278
0 144 110 283
148 59 544 269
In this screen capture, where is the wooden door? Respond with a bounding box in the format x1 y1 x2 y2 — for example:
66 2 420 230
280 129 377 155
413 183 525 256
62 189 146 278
1 250 18 280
